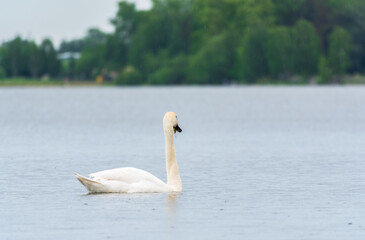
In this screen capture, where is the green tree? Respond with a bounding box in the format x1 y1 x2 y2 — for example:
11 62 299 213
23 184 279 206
187 33 233 84
104 34 128 70
2 0 364 83
318 55 332 84
1 37 28 77
292 20 321 76
59 39 84 53
39 39 60 77
108 1 139 70
272 0 305 25
111 1 138 44
84 28 107 47
142 50 169 78
265 26 294 78
76 45 105 79
231 0 275 83
27 41 41 78
0 66 5 79
127 0 191 75
61 57 76 80
236 25 269 83
148 54 188 85
0 37 44 78
264 20 320 79
328 27 352 76
341 0 365 73
191 0 274 52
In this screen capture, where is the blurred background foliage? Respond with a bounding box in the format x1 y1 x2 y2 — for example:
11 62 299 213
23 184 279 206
0 0 364 84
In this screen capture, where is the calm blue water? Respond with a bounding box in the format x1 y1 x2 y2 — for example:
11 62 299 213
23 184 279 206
0 86 365 239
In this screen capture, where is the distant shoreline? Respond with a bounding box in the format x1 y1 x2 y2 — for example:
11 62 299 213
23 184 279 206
1 75 365 87
0 79 104 87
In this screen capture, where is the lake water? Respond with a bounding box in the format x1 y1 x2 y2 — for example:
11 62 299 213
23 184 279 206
0 86 365 239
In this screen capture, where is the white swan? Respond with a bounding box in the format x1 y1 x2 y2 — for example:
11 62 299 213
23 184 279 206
74 112 182 193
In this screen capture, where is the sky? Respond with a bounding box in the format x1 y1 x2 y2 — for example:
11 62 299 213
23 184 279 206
0 0 151 48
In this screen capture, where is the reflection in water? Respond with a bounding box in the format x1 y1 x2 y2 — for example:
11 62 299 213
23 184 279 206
166 193 179 216
166 193 180 237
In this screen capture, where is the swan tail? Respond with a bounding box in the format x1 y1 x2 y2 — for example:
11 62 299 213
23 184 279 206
74 173 102 193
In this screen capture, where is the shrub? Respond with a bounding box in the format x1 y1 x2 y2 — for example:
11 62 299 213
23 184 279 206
317 55 332 84
292 20 321 76
0 66 5 79
148 67 173 85
265 26 294 78
328 27 352 76
187 33 233 84
236 25 269 83
148 54 188 85
264 20 321 80
115 66 143 85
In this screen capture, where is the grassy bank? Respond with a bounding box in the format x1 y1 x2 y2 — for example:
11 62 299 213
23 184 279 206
1 75 365 87
0 78 104 87
342 75 365 85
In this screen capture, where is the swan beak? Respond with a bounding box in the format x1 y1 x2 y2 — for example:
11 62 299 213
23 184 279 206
174 124 182 133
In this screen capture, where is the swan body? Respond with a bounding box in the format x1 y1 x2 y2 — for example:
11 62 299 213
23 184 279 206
75 168 172 193
75 112 182 193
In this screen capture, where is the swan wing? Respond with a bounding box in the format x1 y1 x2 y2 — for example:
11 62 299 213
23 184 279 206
75 173 103 192
89 167 165 184
75 167 170 193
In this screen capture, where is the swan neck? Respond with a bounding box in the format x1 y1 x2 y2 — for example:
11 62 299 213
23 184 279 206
164 126 182 192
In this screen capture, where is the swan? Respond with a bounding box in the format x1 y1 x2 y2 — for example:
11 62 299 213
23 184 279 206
74 112 183 193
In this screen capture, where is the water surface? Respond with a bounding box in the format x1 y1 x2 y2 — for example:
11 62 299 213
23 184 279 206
0 86 365 239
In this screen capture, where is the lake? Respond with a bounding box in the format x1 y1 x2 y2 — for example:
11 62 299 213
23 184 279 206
0 86 364 239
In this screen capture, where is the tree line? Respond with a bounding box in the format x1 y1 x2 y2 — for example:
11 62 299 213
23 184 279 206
0 0 364 84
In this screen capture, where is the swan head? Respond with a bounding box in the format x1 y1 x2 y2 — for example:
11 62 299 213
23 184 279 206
163 112 182 133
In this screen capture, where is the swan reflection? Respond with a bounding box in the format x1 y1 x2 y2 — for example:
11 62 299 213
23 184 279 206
166 193 179 216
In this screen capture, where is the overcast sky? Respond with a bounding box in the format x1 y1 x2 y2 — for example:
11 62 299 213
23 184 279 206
0 0 151 47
